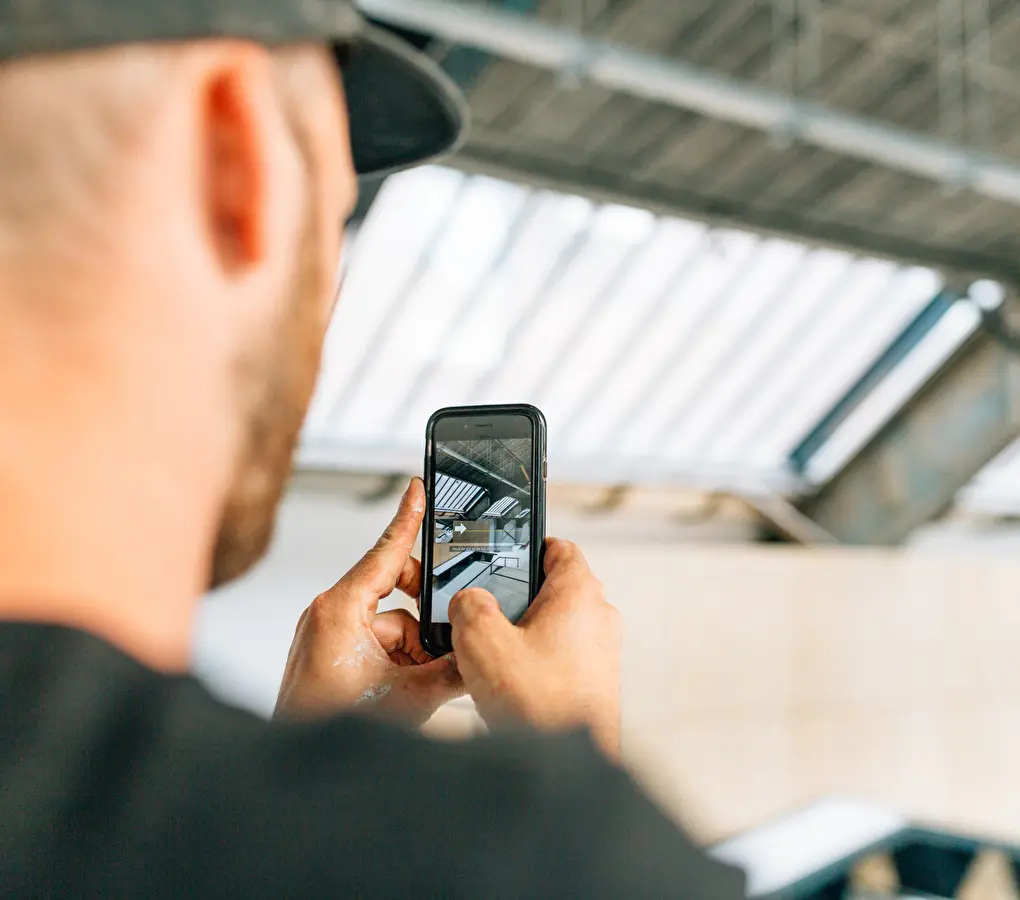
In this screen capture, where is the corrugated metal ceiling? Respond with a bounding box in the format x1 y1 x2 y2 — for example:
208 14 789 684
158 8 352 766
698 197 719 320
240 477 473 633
432 0 1020 281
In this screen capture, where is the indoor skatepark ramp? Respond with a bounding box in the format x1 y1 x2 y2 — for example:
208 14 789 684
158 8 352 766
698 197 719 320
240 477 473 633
713 799 1020 900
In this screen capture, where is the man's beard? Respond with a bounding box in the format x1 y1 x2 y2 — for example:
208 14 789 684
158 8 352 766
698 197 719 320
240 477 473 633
208 197 328 589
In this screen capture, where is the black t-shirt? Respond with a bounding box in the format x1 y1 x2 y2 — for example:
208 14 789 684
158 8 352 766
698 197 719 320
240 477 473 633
0 622 745 898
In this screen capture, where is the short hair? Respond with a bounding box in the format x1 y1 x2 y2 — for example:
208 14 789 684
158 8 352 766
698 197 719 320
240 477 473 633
0 46 175 248
0 43 331 264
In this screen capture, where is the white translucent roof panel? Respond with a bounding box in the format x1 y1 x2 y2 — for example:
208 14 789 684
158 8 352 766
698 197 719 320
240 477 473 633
434 473 485 515
480 497 520 518
301 166 955 495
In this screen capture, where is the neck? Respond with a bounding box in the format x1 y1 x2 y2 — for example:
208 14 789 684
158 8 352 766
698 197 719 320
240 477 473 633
0 437 215 671
0 496 208 674
0 296 228 674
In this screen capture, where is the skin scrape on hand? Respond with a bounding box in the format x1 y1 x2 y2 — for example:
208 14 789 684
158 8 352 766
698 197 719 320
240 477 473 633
357 683 392 705
332 638 380 668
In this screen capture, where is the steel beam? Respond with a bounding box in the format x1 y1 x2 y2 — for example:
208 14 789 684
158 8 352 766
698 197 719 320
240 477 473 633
298 439 804 496
452 141 1020 283
800 304 1020 544
362 0 1020 205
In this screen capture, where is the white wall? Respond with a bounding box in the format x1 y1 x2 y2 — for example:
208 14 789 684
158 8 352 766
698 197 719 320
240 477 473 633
194 485 1020 844
194 482 753 714
195 490 396 715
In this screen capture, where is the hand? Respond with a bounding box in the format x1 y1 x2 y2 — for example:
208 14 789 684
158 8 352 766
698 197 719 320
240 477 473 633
274 478 463 726
449 538 622 760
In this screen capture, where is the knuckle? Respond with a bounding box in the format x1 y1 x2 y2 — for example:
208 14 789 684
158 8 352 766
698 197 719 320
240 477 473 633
395 607 418 625
291 606 311 638
360 548 385 574
377 608 412 630
305 595 336 631
309 595 328 620
355 553 390 591
454 624 483 655
452 627 486 663
603 601 622 629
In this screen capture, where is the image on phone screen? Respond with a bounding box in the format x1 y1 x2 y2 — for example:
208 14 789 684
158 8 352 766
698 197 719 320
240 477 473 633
430 424 534 625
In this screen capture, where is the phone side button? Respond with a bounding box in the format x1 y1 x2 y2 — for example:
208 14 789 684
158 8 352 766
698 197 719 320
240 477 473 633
543 456 548 479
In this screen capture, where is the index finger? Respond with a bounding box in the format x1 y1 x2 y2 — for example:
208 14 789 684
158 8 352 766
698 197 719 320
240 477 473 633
349 477 426 597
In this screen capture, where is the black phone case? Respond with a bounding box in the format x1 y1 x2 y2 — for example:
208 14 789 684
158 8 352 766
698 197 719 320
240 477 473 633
419 403 548 658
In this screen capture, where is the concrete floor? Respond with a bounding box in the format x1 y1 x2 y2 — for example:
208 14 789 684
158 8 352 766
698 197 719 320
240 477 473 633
432 546 530 623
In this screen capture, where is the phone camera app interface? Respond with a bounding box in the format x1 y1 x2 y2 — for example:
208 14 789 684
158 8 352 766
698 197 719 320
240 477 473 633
431 432 533 625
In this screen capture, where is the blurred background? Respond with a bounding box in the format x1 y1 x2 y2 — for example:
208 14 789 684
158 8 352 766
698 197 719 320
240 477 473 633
198 0 1020 894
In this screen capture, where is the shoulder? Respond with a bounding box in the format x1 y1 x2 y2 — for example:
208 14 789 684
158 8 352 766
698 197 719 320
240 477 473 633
1 623 744 899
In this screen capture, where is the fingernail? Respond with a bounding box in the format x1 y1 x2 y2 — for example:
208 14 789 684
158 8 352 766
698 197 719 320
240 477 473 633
407 478 425 514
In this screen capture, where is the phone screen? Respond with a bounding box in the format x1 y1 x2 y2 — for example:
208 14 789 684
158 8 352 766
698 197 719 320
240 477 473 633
427 413 537 626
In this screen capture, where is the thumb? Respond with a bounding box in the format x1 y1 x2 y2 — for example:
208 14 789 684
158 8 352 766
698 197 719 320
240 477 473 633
449 588 517 672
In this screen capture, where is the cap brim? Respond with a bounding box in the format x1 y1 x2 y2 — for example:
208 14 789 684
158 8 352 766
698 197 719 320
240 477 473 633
339 26 468 177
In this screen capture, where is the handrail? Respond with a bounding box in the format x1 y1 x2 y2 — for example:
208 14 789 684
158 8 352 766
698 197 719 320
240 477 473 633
463 555 521 591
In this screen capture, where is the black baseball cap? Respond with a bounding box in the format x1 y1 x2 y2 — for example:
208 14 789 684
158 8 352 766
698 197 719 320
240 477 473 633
0 0 468 176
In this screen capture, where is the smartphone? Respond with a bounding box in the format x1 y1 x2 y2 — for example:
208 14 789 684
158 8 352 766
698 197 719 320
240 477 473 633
419 404 548 658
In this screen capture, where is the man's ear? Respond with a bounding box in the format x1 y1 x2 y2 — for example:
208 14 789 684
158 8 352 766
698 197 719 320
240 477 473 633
202 47 283 271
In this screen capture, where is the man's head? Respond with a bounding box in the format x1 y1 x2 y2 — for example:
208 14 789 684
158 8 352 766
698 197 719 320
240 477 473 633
0 41 352 592
0 2 465 600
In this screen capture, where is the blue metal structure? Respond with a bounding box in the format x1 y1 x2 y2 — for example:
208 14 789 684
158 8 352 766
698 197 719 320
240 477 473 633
789 289 967 475
711 799 1020 900
800 324 1020 545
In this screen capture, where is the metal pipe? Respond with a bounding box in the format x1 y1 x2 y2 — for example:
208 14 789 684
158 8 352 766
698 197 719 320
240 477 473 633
360 0 1020 206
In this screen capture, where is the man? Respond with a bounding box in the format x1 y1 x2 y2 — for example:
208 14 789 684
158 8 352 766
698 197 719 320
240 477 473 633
0 1 746 896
